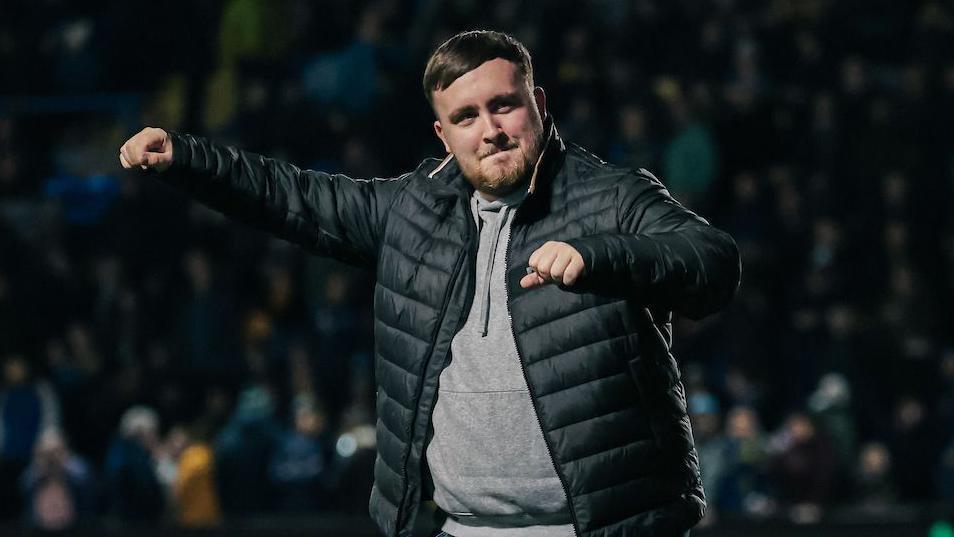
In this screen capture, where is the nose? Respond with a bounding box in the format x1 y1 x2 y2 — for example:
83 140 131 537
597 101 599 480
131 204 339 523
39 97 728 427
480 113 505 144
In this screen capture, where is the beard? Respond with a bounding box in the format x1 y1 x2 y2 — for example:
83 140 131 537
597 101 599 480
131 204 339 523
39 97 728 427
469 133 542 199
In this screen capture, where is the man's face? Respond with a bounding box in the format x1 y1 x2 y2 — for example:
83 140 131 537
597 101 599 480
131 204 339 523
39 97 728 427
431 58 546 199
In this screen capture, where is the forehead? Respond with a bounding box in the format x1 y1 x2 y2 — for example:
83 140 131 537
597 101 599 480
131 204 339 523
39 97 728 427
431 58 526 116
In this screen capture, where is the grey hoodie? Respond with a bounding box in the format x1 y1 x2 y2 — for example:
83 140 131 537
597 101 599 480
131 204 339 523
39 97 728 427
425 188 574 537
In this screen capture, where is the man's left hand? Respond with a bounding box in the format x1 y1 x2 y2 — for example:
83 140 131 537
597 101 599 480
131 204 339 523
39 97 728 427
520 241 585 289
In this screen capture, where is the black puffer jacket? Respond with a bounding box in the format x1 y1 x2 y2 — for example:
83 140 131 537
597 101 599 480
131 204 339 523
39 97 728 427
162 122 741 537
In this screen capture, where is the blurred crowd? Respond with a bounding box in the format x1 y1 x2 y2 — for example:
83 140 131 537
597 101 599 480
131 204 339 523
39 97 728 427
1 0 953 531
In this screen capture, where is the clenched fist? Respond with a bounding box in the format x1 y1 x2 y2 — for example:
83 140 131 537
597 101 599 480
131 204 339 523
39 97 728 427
119 127 173 173
520 241 585 289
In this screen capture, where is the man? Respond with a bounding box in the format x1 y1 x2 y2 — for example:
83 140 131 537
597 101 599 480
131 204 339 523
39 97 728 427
119 30 740 537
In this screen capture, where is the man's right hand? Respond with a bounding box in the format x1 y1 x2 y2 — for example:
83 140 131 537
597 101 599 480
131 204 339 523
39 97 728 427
119 127 173 173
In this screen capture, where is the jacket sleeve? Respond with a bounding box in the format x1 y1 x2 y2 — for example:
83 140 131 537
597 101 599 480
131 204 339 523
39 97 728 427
159 132 407 268
565 168 741 320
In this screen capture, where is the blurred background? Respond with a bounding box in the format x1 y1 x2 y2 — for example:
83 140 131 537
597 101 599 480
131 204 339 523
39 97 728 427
0 0 952 535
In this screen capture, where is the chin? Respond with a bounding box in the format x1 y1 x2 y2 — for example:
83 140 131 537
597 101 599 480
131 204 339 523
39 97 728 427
481 168 527 195
462 151 533 196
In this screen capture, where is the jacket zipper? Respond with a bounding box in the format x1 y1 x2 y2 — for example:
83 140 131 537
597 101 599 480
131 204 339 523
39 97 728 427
395 198 477 536
503 211 581 537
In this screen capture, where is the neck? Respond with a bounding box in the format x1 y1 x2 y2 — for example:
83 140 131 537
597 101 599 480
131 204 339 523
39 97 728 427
475 176 530 202
478 182 531 204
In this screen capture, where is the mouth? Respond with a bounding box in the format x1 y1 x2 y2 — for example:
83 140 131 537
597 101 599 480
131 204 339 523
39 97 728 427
480 146 517 160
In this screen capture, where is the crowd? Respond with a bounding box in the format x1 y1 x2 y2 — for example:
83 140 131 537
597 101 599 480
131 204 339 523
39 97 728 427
1 0 953 531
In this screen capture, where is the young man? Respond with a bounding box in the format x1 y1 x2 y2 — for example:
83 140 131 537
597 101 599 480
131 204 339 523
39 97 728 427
120 30 740 537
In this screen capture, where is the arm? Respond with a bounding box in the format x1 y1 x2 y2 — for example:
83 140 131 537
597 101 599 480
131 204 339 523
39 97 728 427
565 168 741 320
120 128 406 268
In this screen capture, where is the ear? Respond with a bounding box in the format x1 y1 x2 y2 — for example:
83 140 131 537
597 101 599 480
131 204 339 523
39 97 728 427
533 86 547 121
433 120 451 153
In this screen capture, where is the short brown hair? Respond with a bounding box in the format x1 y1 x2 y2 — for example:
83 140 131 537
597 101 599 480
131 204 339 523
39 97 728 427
423 30 534 104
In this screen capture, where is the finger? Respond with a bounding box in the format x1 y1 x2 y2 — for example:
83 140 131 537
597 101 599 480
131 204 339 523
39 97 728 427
123 141 144 167
549 253 573 283
528 241 556 268
119 152 132 169
127 133 157 166
533 248 559 280
520 272 546 289
144 129 166 152
563 258 585 286
529 242 559 272
528 246 543 268
140 151 161 170
147 150 174 172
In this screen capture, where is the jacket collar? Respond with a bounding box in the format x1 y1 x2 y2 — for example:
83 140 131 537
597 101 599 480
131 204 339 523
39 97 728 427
526 117 565 196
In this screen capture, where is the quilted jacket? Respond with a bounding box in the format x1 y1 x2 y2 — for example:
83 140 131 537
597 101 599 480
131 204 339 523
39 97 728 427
161 121 741 537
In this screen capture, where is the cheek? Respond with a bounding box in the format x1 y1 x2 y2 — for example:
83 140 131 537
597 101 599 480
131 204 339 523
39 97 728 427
448 130 479 153
505 113 536 140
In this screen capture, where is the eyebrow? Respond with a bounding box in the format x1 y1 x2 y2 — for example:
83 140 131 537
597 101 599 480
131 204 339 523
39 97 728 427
449 105 477 124
448 92 523 123
488 92 522 108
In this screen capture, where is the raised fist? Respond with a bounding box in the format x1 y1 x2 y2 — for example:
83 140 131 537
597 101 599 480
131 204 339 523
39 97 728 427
119 127 173 173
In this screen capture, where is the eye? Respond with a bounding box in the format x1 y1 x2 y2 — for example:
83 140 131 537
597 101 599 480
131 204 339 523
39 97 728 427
452 111 477 125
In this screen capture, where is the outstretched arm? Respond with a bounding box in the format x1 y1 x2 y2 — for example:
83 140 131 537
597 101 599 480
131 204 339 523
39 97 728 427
119 127 406 268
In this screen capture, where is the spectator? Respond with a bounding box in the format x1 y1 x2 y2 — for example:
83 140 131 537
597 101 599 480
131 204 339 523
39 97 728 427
888 396 942 502
718 405 772 517
0 0 952 527
214 385 281 513
767 412 837 522
852 442 896 513
0 354 60 519
19 427 95 531
103 406 164 522
607 103 656 172
689 390 728 526
177 247 236 386
325 397 377 515
808 371 857 499
268 394 332 511
155 424 189 500
661 85 718 208
172 420 222 527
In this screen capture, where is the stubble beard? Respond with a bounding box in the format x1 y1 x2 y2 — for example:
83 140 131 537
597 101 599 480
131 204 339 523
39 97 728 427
472 132 542 199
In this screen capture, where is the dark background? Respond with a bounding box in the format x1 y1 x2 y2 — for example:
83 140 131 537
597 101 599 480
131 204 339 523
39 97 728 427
0 0 952 534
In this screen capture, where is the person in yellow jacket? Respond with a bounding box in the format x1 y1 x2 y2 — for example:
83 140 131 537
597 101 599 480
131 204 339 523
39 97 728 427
173 424 222 527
